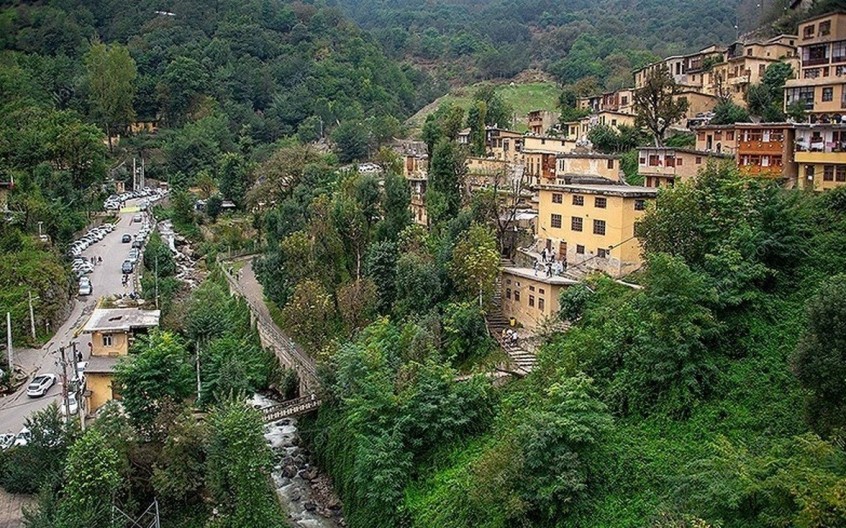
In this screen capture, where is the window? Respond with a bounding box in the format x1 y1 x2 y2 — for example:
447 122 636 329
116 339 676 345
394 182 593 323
824 165 835 181
639 157 646 164
621 96 628 105
529 285 535 292
103 334 113 347
571 216 583 231
786 86 815 109
514 290 520 302
595 197 607 208
666 155 675 167
539 288 545 295
607 159 614 169
635 199 646 211
529 295 535 308
597 248 608 258
506 288 512 299
747 48 753 56
611 119 617 126
593 219 606 235
538 298 545 312
838 165 846 182
820 20 832 36
551 214 562 228
576 244 585 254
649 155 660 166
824 87 834 102
696 156 703 164
727 131 735 140
677 157 683 166
552 193 563 204
572 195 584 206
804 24 815 39
806 165 815 181
803 44 829 65
833 41 846 63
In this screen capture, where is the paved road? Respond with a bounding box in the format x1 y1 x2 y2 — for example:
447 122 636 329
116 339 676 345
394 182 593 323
0 203 149 433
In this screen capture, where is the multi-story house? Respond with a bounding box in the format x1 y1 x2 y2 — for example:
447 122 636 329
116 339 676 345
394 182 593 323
695 123 798 183
536 183 657 277
500 268 577 329
784 12 846 122
555 152 623 184
634 45 726 92
638 147 733 188
82 308 160 413
527 110 559 135
794 123 846 189
708 36 798 105
523 136 576 184
486 128 524 163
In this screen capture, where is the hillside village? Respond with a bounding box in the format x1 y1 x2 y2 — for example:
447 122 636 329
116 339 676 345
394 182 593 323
2 1 846 527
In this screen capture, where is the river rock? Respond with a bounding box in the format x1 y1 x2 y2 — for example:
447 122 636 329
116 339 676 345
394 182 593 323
282 464 298 479
304 501 317 512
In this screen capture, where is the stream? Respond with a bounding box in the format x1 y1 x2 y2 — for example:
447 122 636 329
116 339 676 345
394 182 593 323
249 394 345 528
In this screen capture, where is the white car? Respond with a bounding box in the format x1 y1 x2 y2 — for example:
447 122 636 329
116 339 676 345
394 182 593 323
60 394 79 416
0 433 15 450
13 428 30 447
76 361 88 379
78 281 92 296
26 374 57 397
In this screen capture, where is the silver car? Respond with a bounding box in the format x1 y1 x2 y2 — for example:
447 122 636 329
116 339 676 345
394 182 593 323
26 374 57 397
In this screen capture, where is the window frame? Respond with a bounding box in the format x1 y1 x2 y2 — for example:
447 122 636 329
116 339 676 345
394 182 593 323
593 219 606 236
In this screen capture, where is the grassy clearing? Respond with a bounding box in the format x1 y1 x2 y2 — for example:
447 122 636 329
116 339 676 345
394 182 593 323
406 81 560 136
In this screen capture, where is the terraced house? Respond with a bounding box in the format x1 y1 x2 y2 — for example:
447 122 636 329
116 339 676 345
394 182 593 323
536 182 657 277
794 123 846 189
784 11 846 122
638 147 732 188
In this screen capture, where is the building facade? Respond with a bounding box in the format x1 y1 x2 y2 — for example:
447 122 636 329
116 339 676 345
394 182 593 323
555 153 623 184
638 147 732 188
82 308 160 413
784 12 846 122
500 267 576 329
536 183 657 277
794 123 846 189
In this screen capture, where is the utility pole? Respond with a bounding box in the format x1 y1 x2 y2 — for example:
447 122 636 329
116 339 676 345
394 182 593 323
155 253 159 309
28 291 36 340
5 312 12 375
132 157 137 191
71 342 84 431
58 346 70 424
141 157 146 189
195 342 202 401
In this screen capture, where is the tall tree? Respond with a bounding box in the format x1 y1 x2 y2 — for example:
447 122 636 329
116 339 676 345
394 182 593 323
634 67 689 147
218 152 251 208
450 224 501 307
428 138 466 222
83 40 137 151
467 101 487 157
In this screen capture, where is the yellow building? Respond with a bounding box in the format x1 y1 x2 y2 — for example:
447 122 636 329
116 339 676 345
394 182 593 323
82 308 160 413
634 45 726 92
522 136 576 184
486 128 524 163
555 153 623 184
708 36 798 105
408 176 428 226
638 147 732 188
500 267 577 329
794 123 846 189
537 183 657 277
527 110 559 135
785 12 846 121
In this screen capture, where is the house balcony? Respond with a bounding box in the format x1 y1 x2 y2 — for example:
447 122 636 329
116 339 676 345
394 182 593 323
738 141 784 153
803 56 831 66
728 74 751 85
795 149 846 164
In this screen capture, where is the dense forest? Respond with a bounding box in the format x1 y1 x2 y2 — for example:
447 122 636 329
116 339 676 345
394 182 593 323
330 0 772 87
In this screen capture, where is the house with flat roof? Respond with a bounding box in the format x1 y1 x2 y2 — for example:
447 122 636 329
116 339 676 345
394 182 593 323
537 182 657 277
638 147 733 188
82 308 160 412
500 267 578 329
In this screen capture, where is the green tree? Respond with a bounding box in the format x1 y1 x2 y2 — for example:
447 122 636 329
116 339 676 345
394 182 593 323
467 100 487 157
332 120 370 163
55 429 122 528
365 240 400 313
83 40 137 151
428 138 466 220
792 274 846 437
710 100 750 125
152 410 207 509
422 103 465 155
449 224 501 306
746 62 793 122
114 331 195 433
280 279 335 352
205 400 285 528
159 56 209 125
376 171 412 242
634 67 689 146
142 232 176 279
218 152 251 208
394 253 442 318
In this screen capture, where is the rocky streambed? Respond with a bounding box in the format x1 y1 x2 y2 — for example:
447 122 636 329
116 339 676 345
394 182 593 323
250 394 345 528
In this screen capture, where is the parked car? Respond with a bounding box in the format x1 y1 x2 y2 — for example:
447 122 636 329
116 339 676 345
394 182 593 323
131 239 143 249
60 394 79 416
78 281 92 296
0 433 14 450
13 428 30 447
132 214 143 223
122 260 133 274
121 234 132 243
127 249 139 264
26 374 57 397
76 361 88 379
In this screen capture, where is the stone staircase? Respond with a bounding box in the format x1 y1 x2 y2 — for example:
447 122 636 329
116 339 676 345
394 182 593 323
486 258 537 375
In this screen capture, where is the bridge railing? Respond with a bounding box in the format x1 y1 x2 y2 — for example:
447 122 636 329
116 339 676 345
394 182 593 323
219 261 319 383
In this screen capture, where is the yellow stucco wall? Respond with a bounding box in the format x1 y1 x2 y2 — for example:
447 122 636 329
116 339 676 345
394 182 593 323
537 188 653 277
500 273 564 329
556 156 621 180
87 372 115 412
796 161 846 190
91 330 129 357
